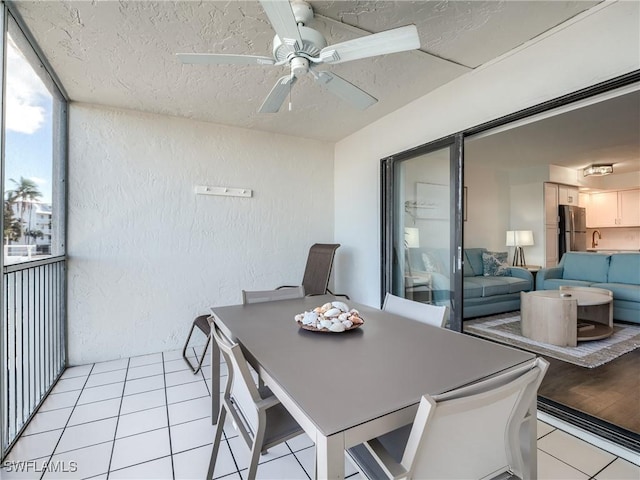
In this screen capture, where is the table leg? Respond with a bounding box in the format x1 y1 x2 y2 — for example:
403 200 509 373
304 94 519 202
210 336 220 424
316 433 345 480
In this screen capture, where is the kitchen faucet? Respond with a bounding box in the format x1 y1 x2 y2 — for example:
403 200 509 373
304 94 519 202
592 230 601 248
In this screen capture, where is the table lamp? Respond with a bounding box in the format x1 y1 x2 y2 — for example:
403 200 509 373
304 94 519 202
506 230 534 266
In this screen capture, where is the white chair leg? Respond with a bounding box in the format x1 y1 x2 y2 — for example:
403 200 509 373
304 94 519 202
207 408 227 480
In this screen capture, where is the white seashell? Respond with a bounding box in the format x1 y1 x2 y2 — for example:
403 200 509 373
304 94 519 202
338 312 349 321
329 322 346 332
320 319 333 329
349 309 359 315
295 314 303 322
331 301 349 312
331 317 342 323
322 302 333 310
342 320 353 329
324 308 341 318
302 311 318 325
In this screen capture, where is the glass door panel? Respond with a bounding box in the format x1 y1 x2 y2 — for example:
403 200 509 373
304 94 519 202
395 149 451 306
381 135 463 330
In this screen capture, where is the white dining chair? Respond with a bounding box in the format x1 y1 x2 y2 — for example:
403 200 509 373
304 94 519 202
242 285 305 304
347 357 549 480
207 320 305 480
382 293 447 328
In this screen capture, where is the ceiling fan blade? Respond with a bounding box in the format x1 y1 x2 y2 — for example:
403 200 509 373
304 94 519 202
177 53 275 66
318 25 420 64
259 75 297 113
312 71 377 110
260 0 303 51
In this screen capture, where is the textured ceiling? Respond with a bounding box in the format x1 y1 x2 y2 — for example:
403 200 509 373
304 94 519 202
467 90 640 176
11 0 599 142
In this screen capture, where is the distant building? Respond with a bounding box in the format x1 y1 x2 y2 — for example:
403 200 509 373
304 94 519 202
8 200 52 255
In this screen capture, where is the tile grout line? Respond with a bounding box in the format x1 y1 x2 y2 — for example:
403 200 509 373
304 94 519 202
286 440 313 480
161 351 177 480
537 411 639 464
538 446 612 478
589 457 620 480
536 427 556 441
105 357 131 478
105 454 174 477
37 362 96 480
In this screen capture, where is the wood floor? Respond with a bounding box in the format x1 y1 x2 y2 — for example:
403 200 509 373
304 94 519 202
537 348 640 435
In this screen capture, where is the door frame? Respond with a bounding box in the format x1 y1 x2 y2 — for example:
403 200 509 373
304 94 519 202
380 133 464 332
380 68 640 452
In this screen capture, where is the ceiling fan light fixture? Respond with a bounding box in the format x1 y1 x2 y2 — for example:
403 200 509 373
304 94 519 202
583 163 613 177
178 0 420 113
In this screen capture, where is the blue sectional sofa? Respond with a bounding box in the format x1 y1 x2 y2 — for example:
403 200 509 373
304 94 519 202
537 252 640 324
408 247 534 319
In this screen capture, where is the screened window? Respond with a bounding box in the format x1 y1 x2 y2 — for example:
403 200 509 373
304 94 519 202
3 15 66 264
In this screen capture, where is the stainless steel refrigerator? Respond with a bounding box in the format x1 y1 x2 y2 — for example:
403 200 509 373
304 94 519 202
559 205 587 258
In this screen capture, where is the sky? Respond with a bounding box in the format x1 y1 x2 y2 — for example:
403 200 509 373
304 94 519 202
4 33 54 204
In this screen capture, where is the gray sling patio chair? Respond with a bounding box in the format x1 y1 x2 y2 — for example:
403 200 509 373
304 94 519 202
182 314 211 374
242 286 305 304
278 243 349 298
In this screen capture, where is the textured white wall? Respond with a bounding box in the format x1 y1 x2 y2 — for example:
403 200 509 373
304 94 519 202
463 163 510 252
68 105 333 364
334 1 640 306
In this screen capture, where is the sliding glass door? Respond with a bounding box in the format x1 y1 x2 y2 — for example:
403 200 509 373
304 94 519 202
381 134 464 331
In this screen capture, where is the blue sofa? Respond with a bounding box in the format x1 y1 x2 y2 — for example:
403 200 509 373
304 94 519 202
536 252 640 324
408 247 534 319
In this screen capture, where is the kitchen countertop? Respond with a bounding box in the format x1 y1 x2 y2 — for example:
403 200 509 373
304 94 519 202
586 248 640 252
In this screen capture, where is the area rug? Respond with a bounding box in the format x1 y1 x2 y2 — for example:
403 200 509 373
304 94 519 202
463 312 640 368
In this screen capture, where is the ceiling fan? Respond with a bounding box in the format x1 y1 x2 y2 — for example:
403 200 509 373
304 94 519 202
177 0 420 113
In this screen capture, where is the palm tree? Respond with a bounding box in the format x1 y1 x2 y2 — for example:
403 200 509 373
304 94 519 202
7 177 42 244
4 191 21 243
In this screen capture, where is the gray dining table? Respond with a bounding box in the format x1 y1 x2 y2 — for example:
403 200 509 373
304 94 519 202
209 295 538 479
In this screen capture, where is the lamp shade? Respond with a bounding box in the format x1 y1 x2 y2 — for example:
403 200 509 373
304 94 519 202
506 230 534 247
404 227 420 248
516 230 534 246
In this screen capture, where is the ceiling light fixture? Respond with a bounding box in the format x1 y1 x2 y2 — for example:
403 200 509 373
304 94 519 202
583 163 613 177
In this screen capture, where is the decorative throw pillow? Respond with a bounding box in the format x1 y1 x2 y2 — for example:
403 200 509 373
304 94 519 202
421 252 442 273
482 251 510 276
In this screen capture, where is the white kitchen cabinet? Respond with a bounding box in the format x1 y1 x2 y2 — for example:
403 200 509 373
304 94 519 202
578 192 589 208
558 185 579 206
543 183 559 266
544 183 558 225
587 191 618 227
619 189 640 226
545 225 559 267
587 189 640 227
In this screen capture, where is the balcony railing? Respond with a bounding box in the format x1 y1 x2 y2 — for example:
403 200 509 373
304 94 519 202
2 256 66 458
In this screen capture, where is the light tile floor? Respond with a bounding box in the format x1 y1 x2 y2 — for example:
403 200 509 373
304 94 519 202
1 348 638 479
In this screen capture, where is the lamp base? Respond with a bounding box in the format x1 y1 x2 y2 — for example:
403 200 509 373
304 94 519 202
512 246 527 267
